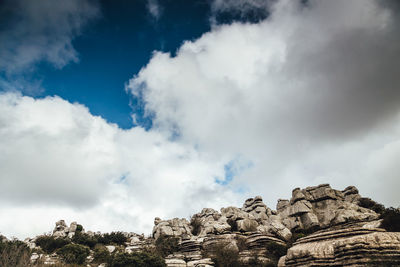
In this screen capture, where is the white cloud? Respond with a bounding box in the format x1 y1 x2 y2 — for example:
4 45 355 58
2 0 400 240
0 92 241 239
127 0 400 208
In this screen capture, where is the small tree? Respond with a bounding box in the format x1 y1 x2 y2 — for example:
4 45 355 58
57 243 90 264
155 235 180 257
93 244 112 264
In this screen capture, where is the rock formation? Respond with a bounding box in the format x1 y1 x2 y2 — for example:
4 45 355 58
15 183 400 267
279 224 400 266
52 219 82 238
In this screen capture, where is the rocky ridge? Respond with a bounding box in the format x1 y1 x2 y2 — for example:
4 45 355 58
8 184 400 266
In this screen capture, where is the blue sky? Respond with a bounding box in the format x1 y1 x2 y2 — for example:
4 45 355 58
19 0 212 129
1 0 400 238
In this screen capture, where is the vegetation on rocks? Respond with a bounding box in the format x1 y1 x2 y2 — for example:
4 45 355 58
358 197 386 214
0 239 31 267
381 207 400 232
154 235 180 257
109 251 166 267
35 236 70 254
56 243 90 264
265 241 287 264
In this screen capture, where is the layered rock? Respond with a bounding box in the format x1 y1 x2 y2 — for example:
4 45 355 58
191 208 231 236
277 184 379 232
279 224 400 266
18 184 399 267
153 217 192 240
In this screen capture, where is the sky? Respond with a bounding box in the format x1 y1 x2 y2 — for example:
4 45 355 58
0 0 400 239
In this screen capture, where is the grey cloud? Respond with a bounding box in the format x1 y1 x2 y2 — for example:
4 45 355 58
0 0 99 79
128 0 400 207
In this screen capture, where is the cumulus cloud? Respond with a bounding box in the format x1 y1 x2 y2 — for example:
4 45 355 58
0 92 240 239
2 0 400 240
127 0 400 207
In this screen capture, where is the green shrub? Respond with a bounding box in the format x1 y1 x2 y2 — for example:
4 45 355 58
57 243 90 264
358 198 385 214
76 224 83 232
204 242 242 267
72 232 98 248
35 235 70 254
265 241 287 263
155 236 180 257
0 239 31 267
98 232 128 245
109 251 166 267
381 207 400 232
93 244 112 264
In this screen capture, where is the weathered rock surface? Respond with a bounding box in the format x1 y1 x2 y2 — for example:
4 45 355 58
52 219 82 238
279 224 400 266
153 217 192 240
277 184 379 232
19 184 399 267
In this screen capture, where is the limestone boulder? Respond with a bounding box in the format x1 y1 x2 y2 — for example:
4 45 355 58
153 217 192 240
277 184 379 232
237 218 258 232
192 208 231 236
242 196 272 221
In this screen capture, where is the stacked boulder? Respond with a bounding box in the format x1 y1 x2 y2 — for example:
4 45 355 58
52 219 81 238
152 217 192 241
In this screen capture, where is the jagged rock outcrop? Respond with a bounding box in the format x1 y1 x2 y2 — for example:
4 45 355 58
191 208 232 236
18 184 399 267
52 219 82 238
153 217 192 240
277 184 379 232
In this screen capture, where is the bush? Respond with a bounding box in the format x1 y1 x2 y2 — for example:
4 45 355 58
381 207 400 232
0 239 31 267
358 198 385 214
109 251 166 267
35 235 70 254
155 236 180 257
204 242 242 267
57 243 90 264
265 241 287 263
76 224 83 232
98 232 128 245
93 244 112 264
72 232 98 249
